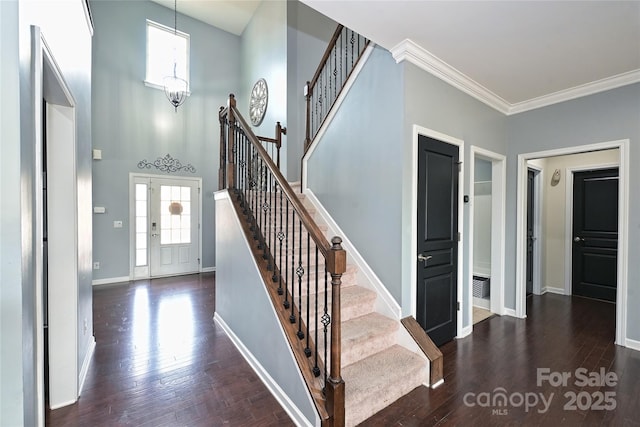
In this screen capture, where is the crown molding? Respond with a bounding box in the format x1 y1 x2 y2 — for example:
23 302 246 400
390 39 511 114
508 69 640 115
390 38 640 116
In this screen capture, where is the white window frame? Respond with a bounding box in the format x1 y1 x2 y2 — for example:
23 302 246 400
144 19 190 91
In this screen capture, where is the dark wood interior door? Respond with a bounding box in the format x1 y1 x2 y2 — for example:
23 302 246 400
416 135 459 347
526 169 535 295
572 168 618 302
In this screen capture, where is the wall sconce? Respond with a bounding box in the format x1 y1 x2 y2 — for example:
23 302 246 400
550 169 561 186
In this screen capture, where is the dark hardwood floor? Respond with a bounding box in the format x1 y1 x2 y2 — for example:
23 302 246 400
46 273 294 426
47 276 640 426
364 294 640 426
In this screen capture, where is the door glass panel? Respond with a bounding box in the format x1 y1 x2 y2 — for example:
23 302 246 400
135 183 148 266
160 185 191 244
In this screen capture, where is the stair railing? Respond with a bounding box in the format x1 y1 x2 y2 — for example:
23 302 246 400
304 25 370 153
257 121 286 169
219 94 346 426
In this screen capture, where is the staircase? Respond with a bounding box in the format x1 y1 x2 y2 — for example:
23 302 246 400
287 183 428 426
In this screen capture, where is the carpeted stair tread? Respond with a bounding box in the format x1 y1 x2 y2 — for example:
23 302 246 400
343 344 428 426
319 312 399 367
303 285 376 328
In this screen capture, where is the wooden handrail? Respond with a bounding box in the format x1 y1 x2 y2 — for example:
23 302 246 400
219 94 346 426
225 96 334 260
309 24 344 91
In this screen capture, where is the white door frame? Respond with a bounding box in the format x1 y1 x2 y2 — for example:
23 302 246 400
411 125 465 339
525 163 544 296
515 140 629 347
129 172 203 279
32 26 81 417
564 161 619 296
468 146 506 325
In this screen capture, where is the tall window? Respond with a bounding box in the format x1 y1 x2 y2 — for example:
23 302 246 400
145 20 189 89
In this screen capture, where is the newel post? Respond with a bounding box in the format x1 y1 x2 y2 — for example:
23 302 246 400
218 106 226 190
275 121 286 170
325 236 346 426
226 94 237 189
304 81 312 151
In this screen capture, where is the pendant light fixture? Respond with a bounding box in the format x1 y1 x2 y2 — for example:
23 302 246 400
163 0 188 112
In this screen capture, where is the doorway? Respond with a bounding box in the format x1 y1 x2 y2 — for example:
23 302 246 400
130 174 202 279
516 141 628 346
469 146 506 326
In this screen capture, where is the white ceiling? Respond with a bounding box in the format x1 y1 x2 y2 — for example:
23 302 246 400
150 0 261 36
153 0 640 114
301 0 640 113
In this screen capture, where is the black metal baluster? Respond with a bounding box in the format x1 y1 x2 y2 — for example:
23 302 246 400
289 210 296 323
263 171 270 263
296 219 304 339
322 267 329 387
304 233 311 357
271 181 277 279
351 29 355 68
284 200 290 309
277 185 284 293
312 246 320 377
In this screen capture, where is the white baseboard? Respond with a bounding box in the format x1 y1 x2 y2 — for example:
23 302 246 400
542 286 565 295
304 188 401 319
201 266 216 273
92 276 130 286
78 337 96 396
458 325 472 339
49 398 78 410
625 338 640 352
503 308 518 317
213 313 313 427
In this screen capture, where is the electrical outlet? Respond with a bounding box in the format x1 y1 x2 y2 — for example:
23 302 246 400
113 220 123 228
93 261 100 270
83 318 88 334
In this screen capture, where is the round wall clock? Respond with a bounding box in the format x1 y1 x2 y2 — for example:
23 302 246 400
249 78 268 126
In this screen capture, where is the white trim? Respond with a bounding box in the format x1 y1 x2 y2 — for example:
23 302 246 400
625 338 640 352
542 286 565 295
92 276 131 286
515 140 629 347
564 162 619 296
509 70 640 115
78 337 95 396
391 39 510 114
200 266 216 273
410 125 465 339
459 325 472 339
526 164 544 296
81 0 94 36
469 146 507 324
129 173 203 280
503 308 518 318
430 378 445 389
304 189 401 319
214 316 313 427
302 44 375 189
390 38 640 116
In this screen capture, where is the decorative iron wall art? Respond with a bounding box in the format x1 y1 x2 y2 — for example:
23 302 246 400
137 154 196 173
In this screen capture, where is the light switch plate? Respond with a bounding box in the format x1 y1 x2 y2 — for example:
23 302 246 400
113 220 123 228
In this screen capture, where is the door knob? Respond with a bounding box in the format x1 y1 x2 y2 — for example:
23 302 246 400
417 253 432 267
573 236 584 242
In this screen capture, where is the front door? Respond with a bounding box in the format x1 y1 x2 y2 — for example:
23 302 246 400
572 168 618 302
416 135 459 346
149 177 201 277
132 175 201 278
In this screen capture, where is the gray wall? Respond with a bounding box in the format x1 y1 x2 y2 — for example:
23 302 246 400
1 1 24 424
91 0 240 280
286 1 337 182
0 0 93 424
307 45 404 301
215 193 318 426
240 0 288 174
506 83 640 339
